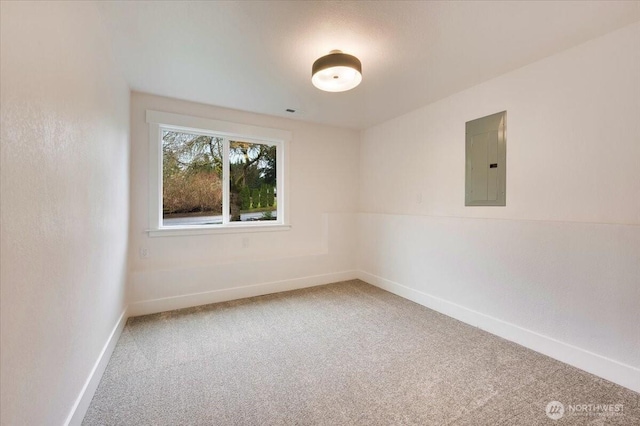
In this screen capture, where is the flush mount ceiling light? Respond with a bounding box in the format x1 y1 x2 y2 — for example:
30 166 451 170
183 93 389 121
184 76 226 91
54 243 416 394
311 50 362 92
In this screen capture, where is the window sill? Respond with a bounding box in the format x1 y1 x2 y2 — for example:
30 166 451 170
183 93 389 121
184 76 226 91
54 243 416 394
147 223 291 237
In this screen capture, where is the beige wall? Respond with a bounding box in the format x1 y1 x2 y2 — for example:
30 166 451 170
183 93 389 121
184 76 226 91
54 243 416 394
128 93 359 315
358 23 640 391
0 2 130 424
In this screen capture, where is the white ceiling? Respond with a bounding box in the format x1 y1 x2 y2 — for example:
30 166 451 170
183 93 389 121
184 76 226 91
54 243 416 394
97 1 639 130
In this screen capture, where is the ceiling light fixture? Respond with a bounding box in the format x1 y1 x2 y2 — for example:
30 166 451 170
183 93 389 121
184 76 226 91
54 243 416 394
311 50 362 92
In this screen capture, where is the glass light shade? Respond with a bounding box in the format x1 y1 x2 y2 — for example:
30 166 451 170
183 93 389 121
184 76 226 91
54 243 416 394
311 52 362 92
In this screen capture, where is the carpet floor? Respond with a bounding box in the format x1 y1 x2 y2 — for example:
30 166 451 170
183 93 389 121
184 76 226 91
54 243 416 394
83 280 639 425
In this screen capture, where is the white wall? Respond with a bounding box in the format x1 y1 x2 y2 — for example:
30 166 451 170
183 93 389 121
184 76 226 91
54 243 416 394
128 93 359 315
358 22 640 391
2 5 635 425
0 2 130 425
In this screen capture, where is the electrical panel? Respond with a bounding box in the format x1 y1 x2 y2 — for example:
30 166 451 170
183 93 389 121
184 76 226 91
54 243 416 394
465 111 506 206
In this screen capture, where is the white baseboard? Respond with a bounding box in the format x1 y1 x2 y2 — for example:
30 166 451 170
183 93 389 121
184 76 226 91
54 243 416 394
358 271 640 394
64 307 129 426
129 270 359 317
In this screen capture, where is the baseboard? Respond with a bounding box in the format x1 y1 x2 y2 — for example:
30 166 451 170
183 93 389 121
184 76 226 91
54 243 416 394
129 270 359 317
358 271 640 394
64 308 129 426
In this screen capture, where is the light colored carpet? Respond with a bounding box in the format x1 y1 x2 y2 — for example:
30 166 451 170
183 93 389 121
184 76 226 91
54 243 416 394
83 280 639 425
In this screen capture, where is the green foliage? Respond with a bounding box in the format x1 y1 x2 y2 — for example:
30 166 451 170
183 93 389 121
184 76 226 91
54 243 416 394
240 186 251 210
261 210 274 220
262 145 277 186
267 186 275 207
259 184 268 208
251 189 260 208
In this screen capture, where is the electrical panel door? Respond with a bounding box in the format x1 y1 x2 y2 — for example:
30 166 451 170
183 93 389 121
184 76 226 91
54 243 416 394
465 111 506 206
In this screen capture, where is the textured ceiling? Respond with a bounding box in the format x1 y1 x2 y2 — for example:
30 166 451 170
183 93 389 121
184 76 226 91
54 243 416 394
97 1 639 129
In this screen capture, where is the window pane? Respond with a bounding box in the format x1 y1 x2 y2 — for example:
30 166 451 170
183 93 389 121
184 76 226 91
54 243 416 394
162 130 223 226
229 140 277 222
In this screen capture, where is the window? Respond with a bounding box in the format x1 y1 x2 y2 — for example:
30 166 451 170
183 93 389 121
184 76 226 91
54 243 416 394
146 110 290 236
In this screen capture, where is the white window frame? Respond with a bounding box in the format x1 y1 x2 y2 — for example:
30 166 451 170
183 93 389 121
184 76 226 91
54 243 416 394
146 110 290 237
